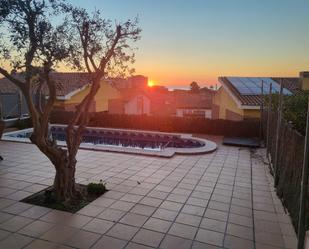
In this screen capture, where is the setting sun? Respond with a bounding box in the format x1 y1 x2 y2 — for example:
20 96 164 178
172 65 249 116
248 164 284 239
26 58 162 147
148 80 154 87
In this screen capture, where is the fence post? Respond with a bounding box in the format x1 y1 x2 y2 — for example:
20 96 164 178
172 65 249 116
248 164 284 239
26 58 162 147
297 97 309 249
273 79 283 186
260 80 264 144
266 83 272 156
0 94 2 120
18 90 22 118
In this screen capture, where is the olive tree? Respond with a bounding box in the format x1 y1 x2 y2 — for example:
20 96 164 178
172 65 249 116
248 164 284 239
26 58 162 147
0 0 141 202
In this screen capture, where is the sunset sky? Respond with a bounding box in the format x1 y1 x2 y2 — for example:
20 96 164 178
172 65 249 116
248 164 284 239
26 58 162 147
68 1 308 87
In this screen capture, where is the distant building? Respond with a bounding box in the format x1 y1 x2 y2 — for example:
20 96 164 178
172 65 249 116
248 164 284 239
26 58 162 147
174 91 213 119
148 91 175 116
213 75 304 120
127 75 148 89
108 90 150 115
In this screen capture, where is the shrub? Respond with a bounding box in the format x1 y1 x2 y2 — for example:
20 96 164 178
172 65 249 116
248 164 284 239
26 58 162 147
87 181 106 196
265 92 309 136
15 118 32 130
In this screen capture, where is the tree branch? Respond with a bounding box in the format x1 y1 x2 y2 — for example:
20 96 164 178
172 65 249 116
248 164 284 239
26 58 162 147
0 67 26 93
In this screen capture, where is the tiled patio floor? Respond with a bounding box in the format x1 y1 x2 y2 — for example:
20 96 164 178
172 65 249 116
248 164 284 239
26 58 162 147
0 140 297 249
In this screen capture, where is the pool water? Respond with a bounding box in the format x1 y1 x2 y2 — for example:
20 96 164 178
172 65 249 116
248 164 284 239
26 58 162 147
2 125 217 157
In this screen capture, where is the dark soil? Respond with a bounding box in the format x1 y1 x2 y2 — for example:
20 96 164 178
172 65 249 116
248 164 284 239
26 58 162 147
21 183 107 213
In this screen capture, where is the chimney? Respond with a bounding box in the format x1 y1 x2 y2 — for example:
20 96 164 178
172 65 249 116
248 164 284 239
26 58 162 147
300 72 309 90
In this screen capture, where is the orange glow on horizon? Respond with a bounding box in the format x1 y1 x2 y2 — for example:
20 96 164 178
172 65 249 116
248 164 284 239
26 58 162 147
147 80 155 87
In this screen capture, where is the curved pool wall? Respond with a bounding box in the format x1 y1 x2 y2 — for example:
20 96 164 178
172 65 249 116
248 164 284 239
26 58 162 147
2 125 217 157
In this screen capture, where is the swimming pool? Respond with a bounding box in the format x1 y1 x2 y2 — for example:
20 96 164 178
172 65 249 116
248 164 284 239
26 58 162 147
2 125 217 157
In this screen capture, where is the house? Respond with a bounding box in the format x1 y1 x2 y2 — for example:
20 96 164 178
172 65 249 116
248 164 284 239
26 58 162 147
107 75 148 90
174 91 213 118
50 73 120 112
213 74 305 120
0 75 29 120
0 72 122 116
108 90 151 115
108 83 215 118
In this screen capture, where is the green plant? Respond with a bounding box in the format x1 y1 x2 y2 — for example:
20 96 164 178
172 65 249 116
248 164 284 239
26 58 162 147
87 180 106 196
282 93 309 136
265 92 309 136
15 118 31 130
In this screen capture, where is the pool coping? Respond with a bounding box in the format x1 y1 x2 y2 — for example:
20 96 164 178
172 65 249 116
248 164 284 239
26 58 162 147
2 125 217 158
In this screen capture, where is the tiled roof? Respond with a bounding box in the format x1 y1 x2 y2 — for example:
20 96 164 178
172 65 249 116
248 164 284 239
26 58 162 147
219 76 301 107
174 92 212 109
0 72 91 97
46 72 90 97
0 75 22 94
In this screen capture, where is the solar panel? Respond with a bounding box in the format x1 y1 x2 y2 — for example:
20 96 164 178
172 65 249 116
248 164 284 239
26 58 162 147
227 77 292 96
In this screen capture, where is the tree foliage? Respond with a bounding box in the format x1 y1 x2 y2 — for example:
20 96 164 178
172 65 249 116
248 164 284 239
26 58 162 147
190 81 200 93
266 92 309 136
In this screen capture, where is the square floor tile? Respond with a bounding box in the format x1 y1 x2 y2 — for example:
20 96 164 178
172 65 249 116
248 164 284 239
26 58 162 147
91 235 127 249
19 205 50 219
191 241 222 249
132 228 164 247
168 223 197 240
91 198 116 207
0 233 33 249
107 223 139 240
119 213 148 227
0 212 14 223
181 205 205 216
229 213 253 228
40 225 77 243
0 215 33 232
2 202 32 215
19 220 54 237
97 208 125 222
255 231 285 248
143 217 172 233
196 228 224 247
175 213 201 227
159 234 192 249
131 204 156 216
0 229 11 240
83 218 114 234
140 197 163 207
160 201 183 211
125 242 153 249
200 218 226 233
77 205 105 217
120 194 144 203
24 239 57 249
110 201 135 211
224 235 254 249
204 209 228 222
64 229 101 249
152 208 178 221
227 223 253 240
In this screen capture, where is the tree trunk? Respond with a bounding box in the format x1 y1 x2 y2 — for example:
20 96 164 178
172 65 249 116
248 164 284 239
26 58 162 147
53 157 79 202
30 132 80 203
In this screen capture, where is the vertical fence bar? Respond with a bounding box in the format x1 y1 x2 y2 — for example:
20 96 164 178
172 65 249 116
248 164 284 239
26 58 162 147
18 90 22 118
0 94 2 120
266 83 272 156
260 80 264 144
273 79 283 186
297 97 309 249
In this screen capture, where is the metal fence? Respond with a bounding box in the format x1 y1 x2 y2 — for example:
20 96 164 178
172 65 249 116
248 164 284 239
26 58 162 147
262 108 305 231
261 82 309 248
0 92 29 120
